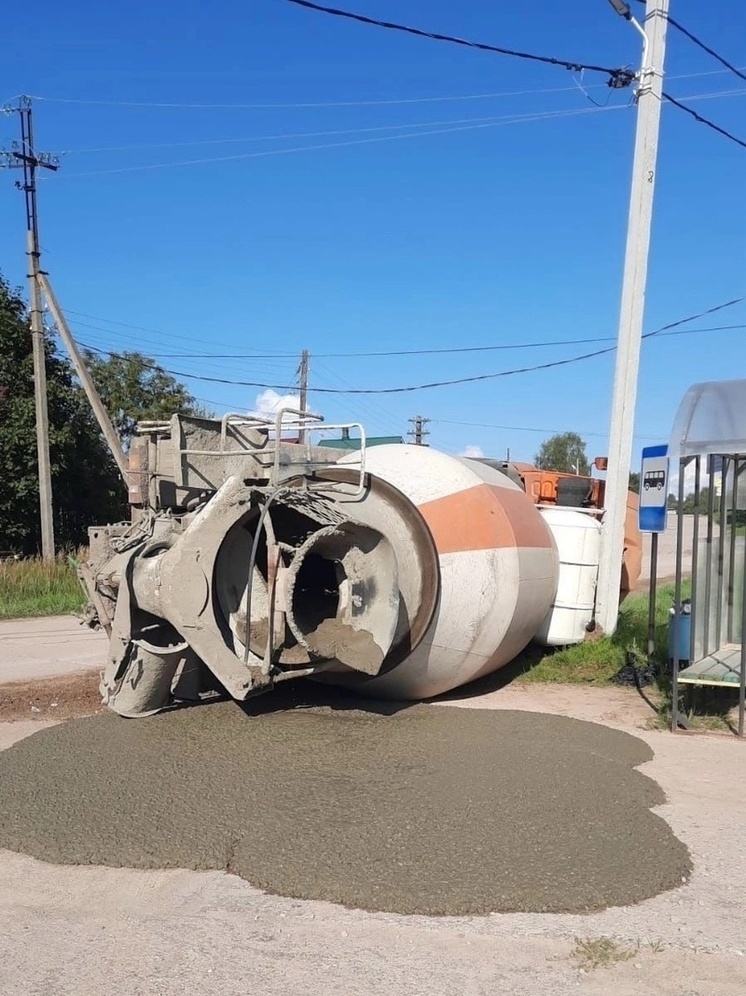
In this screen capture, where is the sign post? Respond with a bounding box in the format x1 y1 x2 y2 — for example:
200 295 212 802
639 444 670 659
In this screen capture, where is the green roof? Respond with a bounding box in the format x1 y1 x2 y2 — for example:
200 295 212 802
322 436 403 450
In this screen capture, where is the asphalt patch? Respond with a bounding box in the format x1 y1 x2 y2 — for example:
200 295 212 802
0 699 690 915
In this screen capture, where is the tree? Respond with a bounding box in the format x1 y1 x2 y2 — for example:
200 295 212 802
681 486 711 514
0 275 126 553
628 472 640 494
534 432 590 475
83 350 207 446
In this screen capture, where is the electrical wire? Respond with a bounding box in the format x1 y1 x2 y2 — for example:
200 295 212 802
623 4 746 150
87 323 746 360
69 324 296 384
62 343 626 392
55 83 746 156
282 0 637 86
433 417 660 441
26 65 746 112
665 16 746 85
74 297 743 395
311 358 404 435
43 87 746 178
193 394 248 410
71 320 298 369
663 90 746 151
56 293 746 365
62 309 299 354
53 105 627 178
54 107 632 155
29 84 584 110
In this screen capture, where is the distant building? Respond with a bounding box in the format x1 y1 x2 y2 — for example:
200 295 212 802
322 433 403 451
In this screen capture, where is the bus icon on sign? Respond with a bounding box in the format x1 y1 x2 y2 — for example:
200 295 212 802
639 444 668 533
644 470 665 491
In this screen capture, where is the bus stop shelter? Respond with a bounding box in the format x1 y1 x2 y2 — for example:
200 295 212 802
670 379 746 736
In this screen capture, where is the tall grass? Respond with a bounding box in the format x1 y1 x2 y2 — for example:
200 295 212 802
519 581 691 686
0 554 87 620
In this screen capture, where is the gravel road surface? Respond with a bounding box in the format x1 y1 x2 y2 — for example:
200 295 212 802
0 615 105 682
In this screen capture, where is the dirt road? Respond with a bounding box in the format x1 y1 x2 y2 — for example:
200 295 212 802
0 615 105 683
638 512 702 585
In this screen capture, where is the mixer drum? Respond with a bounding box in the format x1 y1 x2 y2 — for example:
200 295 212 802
331 446 560 699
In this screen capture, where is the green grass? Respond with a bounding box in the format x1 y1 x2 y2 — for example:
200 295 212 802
651 684 738 733
570 936 665 972
0 555 86 619
511 578 745 733
518 582 691 687
570 937 638 971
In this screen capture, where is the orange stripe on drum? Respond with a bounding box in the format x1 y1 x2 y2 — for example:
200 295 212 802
417 484 554 555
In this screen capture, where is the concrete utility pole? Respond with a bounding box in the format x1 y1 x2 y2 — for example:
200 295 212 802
297 349 309 444
1 97 59 558
408 415 430 446
595 0 670 635
38 273 129 483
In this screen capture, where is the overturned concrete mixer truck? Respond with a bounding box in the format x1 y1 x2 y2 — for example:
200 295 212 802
78 412 641 717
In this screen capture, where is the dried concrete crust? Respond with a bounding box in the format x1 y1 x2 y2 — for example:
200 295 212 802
0 701 690 916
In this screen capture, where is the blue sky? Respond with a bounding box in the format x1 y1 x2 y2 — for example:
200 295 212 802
1 0 744 462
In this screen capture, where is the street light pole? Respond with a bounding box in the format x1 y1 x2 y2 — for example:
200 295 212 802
595 0 670 635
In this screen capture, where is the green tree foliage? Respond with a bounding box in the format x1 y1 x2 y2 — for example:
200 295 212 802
628 472 640 494
680 487 711 514
534 432 590 475
0 275 126 554
83 350 206 445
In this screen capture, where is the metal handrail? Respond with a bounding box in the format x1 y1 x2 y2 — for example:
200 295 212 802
270 408 367 498
177 413 274 459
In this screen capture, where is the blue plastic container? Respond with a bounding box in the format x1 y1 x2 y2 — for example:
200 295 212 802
668 601 692 668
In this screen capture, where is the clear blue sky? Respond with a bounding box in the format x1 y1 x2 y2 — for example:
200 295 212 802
1 0 744 462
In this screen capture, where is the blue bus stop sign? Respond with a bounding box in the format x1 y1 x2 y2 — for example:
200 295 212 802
639 444 669 533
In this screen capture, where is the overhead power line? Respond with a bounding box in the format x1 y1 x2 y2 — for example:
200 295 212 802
75 297 742 395
49 86 746 157
74 340 613 392
624 4 746 149
28 83 598 111
663 90 746 151
56 108 630 156
74 322 746 360
664 15 746 84
434 418 660 441
61 309 296 354
44 88 746 179
282 0 637 87
24 65 746 112
273 1 746 157
52 106 618 178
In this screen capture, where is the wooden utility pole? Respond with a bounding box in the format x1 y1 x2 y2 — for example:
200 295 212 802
1 97 59 558
596 0 670 635
408 415 430 446
297 349 309 444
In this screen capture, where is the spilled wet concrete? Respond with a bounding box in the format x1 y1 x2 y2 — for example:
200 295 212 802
0 698 690 915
